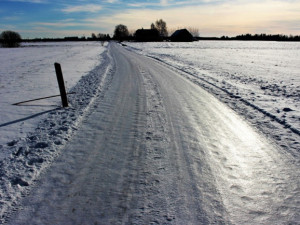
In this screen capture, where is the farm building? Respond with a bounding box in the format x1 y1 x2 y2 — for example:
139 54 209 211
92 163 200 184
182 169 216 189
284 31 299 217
170 29 194 42
135 29 162 42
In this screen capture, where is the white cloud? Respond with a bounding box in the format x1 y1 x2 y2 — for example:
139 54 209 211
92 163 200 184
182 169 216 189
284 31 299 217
34 22 82 28
105 0 118 3
31 18 92 29
3 16 21 21
0 25 17 31
62 4 102 13
127 0 225 8
160 0 168 6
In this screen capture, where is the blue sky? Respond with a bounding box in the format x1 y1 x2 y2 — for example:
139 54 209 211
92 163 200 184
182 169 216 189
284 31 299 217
1 0 300 38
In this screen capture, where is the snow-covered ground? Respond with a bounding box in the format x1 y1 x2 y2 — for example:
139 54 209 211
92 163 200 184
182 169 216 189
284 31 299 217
0 41 113 221
0 41 105 148
125 41 300 155
3 43 300 225
0 41 299 223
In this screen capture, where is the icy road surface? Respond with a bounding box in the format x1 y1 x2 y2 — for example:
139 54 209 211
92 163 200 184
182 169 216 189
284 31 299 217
6 43 299 224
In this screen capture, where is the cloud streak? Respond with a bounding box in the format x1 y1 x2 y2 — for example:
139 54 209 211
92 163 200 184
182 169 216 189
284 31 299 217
62 4 102 13
160 0 168 6
105 0 118 3
34 21 85 28
7 0 47 3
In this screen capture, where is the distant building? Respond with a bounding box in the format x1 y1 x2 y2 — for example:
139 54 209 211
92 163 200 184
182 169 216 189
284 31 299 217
135 29 162 42
170 29 194 42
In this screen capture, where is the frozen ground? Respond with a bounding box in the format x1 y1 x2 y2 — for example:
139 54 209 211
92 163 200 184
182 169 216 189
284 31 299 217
125 41 300 155
0 41 113 221
3 43 299 225
0 41 106 147
0 41 299 224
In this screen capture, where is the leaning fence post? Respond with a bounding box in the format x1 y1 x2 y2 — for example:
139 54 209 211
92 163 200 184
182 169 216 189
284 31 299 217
54 62 68 107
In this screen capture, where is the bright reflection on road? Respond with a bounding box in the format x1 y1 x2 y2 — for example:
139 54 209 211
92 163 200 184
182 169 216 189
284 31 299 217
193 95 299 224
149 59 300 224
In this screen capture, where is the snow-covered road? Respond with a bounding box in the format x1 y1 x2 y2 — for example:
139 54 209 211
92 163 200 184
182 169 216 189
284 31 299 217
6 43 299 224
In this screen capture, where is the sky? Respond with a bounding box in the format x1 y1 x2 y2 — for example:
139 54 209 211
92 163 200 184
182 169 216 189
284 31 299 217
0 0 300 38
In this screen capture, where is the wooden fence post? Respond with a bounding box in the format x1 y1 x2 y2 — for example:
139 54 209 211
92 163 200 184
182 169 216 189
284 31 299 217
54 63 68 107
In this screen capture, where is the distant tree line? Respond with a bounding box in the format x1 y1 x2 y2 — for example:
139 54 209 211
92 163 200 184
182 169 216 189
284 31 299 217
23 33 111 43
197 34 300 41
233 33 300 41
1 23 300 48
90 33 111 41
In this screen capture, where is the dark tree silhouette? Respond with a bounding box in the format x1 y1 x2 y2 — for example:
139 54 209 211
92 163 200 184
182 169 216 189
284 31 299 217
91 33 97 40
150 23 156 30
97 33 110 40
234 33 300 41
0 30 22 47
113 24 129 41
154 19 168 37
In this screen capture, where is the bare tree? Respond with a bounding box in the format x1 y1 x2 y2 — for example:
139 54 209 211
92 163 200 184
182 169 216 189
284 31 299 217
154 19 168 37
187 27 200 37
0 30 22 48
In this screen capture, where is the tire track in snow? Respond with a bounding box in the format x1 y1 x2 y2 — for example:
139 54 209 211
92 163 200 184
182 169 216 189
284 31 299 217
135 52 228 224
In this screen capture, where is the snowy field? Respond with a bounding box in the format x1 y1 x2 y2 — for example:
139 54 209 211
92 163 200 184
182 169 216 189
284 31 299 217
0 42 105 147
125 41 300 153
0 41 113 220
